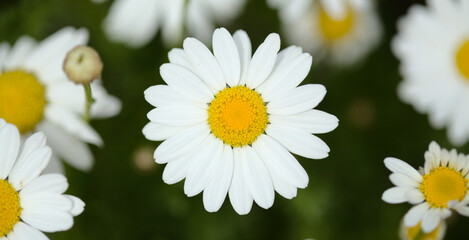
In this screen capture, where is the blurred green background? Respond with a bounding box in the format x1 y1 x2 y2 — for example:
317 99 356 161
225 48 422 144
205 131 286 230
1 0 468 239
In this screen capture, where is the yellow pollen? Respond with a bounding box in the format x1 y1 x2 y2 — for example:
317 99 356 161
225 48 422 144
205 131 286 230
0 70 46 134
318 6 354 42
0 179 22 236
419 167 468 208
456 39 469 81
405 221 442 240
208 86 268 147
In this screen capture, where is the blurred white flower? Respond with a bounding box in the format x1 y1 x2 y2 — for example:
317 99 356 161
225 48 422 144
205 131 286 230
0 120 84 239
268 0 382 65
0 27 122 173
382 141 469 233
399 219 446 240
143 28 338 214
102 0 246 48
393 0 469 146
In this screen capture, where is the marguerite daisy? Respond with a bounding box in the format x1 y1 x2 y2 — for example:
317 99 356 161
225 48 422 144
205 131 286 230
393 0 469 146
143 28 338 214
382 141 469 233
399 220 446 240
0 27 121 173
0 119 84 239
103 0 246 48
268 0 382 65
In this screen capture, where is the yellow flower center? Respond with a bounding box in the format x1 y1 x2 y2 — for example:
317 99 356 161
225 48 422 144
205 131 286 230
456 39 469 81
318 6 354 42
419 167 468 208
208 86 268 147
405 221 442 240
0 179 22 236
0 70 46 134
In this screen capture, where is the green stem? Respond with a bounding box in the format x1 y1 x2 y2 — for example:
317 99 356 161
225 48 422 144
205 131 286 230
414 228 424 240
83 83 95 122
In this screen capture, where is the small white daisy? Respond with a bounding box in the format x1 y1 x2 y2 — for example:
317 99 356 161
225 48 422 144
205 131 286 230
382 141 469 233
0 27 122 173
0 119 84 239
399 220 446 240
268 0 382 65
143 28 338 214
393 0 469 146
102 0 246 48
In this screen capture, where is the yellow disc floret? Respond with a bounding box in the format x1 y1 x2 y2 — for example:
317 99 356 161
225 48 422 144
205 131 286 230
0 179 22 236
318 6 354 42
419 167 468 208
208 86 268 147
0 70 46 134
456 39 469 81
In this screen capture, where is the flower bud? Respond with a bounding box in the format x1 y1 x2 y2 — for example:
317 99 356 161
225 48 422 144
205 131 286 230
63 46 103 84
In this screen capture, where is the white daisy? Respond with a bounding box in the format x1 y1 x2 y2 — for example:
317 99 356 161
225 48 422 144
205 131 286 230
0 119 84 239
143 28 338 214
102 0 246 48
0 27 122 173
382 141 469 233
268 0 382 65
399 220 446 240
393 0 469 146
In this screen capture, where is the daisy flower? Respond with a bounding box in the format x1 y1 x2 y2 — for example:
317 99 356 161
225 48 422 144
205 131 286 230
399 220 446 240
143 28 338 214
268 0 382 65
0 27 122 173
393 0 469 146
382 141 469 233
102 0 246 48
0 119 84 239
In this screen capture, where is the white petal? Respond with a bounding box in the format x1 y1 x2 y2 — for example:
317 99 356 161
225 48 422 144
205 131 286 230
21 207 73 232
268 110 338 134
168 48 195 72
267 84 326 115
162 154 192 185
160 63 214 103
213 28 240 87
405 189 425 204
229 148 253 215
20 174 68 196
389 173 420 188
144 85 190 107
44 105 102 146
183 37 225 92
241 147 275 209
404 202 430 227
253 134 308 188
203 145 234 212
4 36 36 70
257 52 312 102
421 209 442 233
0 123 20 179
455 205 469 217
20 194 73 212
153 124 210 164
37 121 94 172
232 30 252 86
65 195 85 216
381 187 408 204
147 105 207 126
9 147 51 190
184 136 223 197
245 33 280 89
266 124 330 159
11 222 48 240
0 42 10 69
14 132 47 171
142 122 189 141
384 157 423 182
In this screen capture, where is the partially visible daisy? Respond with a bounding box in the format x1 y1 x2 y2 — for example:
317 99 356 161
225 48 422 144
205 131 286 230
382 141 469 233
0 27 122 173
393 0 469 146
0 119 84 239
268 0 382 65
143 28 338 214
103 0 246 48
399 220 446 240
